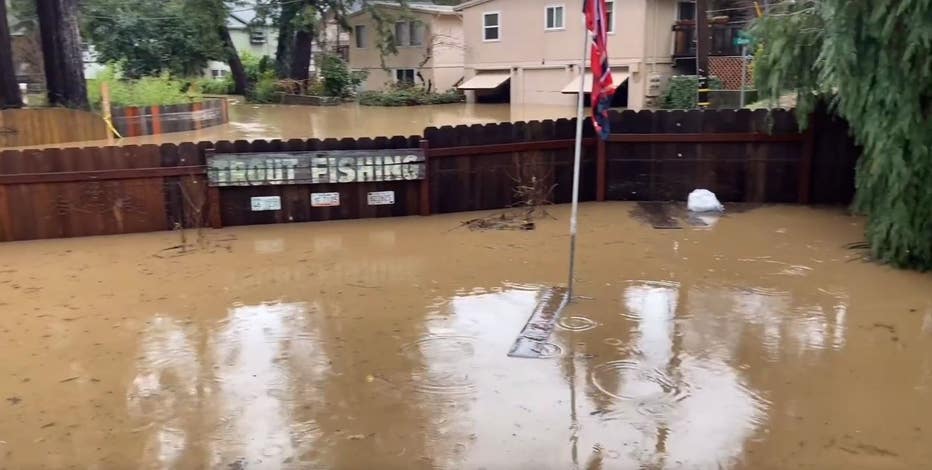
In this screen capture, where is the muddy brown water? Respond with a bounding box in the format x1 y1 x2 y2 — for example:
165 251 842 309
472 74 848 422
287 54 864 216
1 202 930 468
7 102 575 150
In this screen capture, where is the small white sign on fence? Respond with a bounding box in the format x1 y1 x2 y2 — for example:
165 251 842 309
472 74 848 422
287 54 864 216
250 196 282 211
367 191 395 206
311 192 341 207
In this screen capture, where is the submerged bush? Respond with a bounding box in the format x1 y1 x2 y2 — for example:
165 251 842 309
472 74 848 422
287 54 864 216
249 72 280 103
359 84 464 107
320 54 367 98
195 77 234 95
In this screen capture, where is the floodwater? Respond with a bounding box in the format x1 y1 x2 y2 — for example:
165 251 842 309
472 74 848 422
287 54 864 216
1 203 931 468
9 102 575 150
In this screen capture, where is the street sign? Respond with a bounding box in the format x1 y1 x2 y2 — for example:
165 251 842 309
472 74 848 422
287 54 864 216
734 37 751 46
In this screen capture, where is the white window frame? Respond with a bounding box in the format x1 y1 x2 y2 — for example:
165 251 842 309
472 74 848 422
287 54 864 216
606 0 616 34
545 4 566 31
482 11 501 42
354 25 366 48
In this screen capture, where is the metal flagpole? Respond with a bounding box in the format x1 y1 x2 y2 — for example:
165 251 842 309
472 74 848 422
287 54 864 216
567 10 589 301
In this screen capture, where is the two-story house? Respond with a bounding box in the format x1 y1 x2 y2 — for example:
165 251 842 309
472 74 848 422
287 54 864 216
455 0 685 109
348 2 464 92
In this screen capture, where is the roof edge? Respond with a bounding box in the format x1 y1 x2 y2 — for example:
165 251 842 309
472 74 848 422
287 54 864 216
453 0 497 11
350 2 458 19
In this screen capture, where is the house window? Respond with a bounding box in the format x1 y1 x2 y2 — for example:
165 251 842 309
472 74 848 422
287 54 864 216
410 21 424 46
394 22 410 46
606 1 615 34
211 69 228 79
249 30 266 45
483 12 500 41
395 69 415 84
354 25 367 48
545 5 565 30
678 1 696 20
393 21 424 47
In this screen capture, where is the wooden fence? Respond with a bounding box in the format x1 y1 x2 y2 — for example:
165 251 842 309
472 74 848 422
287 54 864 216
0 108 109 148
0 108 860 242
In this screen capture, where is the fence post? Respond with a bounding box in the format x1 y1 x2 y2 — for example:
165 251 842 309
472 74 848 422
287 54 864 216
204 147 223 228
596 137 607 201
419 138 431 216
798 112 816 204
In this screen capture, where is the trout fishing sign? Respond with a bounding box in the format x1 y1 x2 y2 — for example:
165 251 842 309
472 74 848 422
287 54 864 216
207 149 425 187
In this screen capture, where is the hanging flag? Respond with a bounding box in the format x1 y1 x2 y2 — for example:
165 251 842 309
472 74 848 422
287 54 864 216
584 0 615 139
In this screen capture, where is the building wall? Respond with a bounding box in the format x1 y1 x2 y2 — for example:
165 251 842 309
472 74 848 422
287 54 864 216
459 0 678 109
230 27 279 58
349 8 463 92
430 14 466 90
205 26 279 79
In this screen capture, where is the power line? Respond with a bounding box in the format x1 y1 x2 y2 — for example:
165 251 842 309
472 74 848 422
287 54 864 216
79 0 311 22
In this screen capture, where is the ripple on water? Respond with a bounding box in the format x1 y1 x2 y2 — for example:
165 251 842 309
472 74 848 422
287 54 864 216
402 336 477 396
590 360 689 405
557 316 599 332
620 280 681 320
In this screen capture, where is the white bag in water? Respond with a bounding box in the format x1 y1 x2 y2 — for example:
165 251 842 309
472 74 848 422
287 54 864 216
687 189 724 212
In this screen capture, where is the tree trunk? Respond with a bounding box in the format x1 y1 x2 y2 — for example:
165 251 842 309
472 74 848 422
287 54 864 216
217 25 248 96
289 29 312 82
274 1 300 78
36 0 88 109
0 0 23 108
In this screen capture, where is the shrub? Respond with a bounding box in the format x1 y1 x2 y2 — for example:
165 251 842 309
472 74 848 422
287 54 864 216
320 54 367 97
194 77 234 95
661 75 724 109
249 72 280 103
87 64 202 109
358 84 464 107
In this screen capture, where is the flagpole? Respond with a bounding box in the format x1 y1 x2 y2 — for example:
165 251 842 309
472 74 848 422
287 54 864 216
567 15 589 301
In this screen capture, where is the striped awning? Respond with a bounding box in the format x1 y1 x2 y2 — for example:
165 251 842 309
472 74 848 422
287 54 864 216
458 72 511 90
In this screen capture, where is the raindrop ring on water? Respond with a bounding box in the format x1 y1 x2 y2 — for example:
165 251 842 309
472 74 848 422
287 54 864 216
401 336 478 396
589 360 688 403
557 316 598 332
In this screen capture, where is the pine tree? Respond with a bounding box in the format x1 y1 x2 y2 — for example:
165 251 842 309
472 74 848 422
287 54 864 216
752 0 932 270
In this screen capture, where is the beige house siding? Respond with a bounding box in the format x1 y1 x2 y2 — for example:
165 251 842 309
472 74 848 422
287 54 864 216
349 7 464 92
458 0 678 109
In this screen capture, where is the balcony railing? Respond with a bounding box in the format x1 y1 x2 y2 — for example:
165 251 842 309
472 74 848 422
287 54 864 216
672 20 746 58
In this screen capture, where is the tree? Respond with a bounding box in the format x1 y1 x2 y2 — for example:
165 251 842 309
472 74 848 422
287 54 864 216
36 0 88 109
752 1 932 269
83 0 249 94
0 0 23 108
260 0 383 80
83 0 222 78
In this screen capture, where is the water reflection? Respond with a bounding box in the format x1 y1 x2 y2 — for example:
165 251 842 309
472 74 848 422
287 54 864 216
15 102 575 150
128 302 328 467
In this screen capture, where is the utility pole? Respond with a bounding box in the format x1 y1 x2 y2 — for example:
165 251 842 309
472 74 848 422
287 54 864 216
695 0 710 108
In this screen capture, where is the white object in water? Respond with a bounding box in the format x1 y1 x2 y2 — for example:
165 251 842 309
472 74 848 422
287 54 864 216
687 189 724 212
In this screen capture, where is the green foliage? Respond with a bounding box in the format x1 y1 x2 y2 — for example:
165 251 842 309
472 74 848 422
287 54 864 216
82 0 224 78
195 77 235 95
358 84 464 106
241 52 274 84
662 75 723 109
320 54 367 97
752 1 932 270
87 65 202 108
250 74 280 103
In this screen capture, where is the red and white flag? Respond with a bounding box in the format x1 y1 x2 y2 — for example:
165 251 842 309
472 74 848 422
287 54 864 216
584 0 615 138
